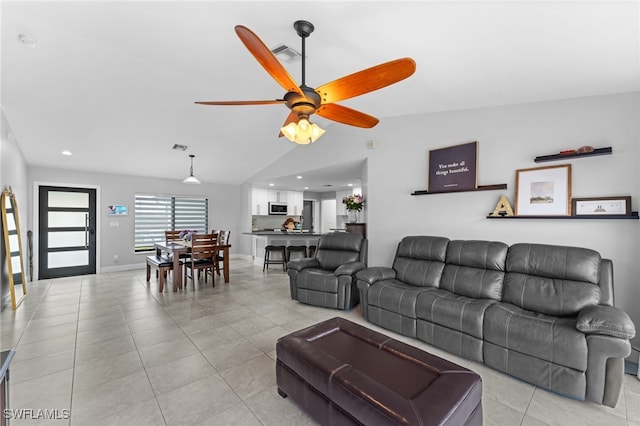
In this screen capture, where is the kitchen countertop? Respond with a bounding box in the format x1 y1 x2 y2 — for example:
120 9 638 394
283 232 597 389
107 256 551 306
244 231 325 237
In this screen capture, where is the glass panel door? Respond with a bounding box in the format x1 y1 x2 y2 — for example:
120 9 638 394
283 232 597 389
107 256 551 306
38 186 96 279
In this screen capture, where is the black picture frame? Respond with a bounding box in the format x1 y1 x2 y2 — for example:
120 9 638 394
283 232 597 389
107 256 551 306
428 141 478 192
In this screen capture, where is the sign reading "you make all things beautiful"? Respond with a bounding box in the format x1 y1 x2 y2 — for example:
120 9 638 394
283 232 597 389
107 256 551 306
428 141 478 192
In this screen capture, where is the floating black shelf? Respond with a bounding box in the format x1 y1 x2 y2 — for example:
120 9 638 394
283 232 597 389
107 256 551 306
486 212 638 220
534 147 612 163
411 184 507 196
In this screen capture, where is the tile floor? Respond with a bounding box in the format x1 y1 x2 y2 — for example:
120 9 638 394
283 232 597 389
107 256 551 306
1 259 639 426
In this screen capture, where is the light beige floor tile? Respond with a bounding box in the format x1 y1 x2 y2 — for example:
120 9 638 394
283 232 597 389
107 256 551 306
244 386 315 426
201 338 263 372
72 397 165 426
471 362 536 413
74 335 137 365
184 324 243 351
132 324 185 348
146 352 216 395
70 370 155 425
137 336 199 369
521 415 552 426
10 350 75 384
195 402 262 426
10 369 73 413
13 334 77 362
246 325 289 352
526 387 627 426
156 374 242 426
483 395 525 426
126 314 177 334
219 354 276 400
73 350 144 392
226 316 278 338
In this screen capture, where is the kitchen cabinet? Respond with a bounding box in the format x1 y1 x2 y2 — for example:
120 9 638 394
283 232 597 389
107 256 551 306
268 190 287 203
251 187 269 215
287 191 304 216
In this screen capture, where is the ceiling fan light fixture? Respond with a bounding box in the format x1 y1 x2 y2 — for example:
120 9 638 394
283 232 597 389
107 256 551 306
182 154 201 184
281 117 325 145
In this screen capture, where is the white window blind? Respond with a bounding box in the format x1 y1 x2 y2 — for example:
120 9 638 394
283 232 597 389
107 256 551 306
134 194 208 252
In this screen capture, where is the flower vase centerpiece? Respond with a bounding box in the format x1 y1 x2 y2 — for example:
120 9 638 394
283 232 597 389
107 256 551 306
342 194 365 223
178 229 197 246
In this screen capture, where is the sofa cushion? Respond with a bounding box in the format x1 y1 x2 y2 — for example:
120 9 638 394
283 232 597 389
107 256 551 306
315 233 363 271
392 236 449 287
366 279 434 319
297 269 339 293
416 289 496 339
441 240 508 300
484 302 588 372
504 243 602 317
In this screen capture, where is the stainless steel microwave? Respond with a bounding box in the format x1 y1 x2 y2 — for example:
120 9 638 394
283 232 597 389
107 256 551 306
269 202 288 215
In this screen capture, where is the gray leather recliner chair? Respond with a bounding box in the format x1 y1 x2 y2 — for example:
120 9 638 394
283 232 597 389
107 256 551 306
287 232 367 310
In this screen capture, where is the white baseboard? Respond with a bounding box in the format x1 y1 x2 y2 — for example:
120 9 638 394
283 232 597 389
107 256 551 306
100 263 146 273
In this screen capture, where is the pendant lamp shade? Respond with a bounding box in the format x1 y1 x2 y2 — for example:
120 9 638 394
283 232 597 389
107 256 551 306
183 154 201 184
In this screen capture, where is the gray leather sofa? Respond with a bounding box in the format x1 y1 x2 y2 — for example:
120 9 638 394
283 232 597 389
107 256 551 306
287 232 367 310
356 236 636 407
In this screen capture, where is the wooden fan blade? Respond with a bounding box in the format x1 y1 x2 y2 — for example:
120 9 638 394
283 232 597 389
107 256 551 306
195 100 285 106
235 26 302 95
278 112 298 137
316 103 379 128
316 58 416 104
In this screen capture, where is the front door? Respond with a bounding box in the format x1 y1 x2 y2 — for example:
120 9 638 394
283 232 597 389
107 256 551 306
38 186 97 279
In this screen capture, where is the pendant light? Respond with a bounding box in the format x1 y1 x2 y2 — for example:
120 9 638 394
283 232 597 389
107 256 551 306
182 154 201 184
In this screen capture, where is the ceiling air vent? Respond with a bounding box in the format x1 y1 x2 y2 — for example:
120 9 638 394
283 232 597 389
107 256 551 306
271 44 301 63
172 144 188 151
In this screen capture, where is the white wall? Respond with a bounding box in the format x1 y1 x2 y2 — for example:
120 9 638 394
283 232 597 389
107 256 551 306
1 110 29 310
28 167 241 274
250 92 640 348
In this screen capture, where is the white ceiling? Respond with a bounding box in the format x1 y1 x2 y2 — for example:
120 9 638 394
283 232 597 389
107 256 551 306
2 1 638 192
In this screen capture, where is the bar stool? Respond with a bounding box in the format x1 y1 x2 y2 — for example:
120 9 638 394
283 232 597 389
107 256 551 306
263 245 287 271
286 245 307 261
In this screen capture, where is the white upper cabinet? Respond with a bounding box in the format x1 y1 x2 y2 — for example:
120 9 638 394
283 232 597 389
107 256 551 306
251 187 269 215
287 191 304 216
268 190 288 203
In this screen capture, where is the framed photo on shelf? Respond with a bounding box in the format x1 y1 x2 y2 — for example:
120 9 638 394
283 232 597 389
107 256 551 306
572 196 631 216
515 164 571 216
428 141 478 192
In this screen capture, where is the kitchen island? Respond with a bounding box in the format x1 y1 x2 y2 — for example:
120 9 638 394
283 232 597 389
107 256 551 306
244 231 325 267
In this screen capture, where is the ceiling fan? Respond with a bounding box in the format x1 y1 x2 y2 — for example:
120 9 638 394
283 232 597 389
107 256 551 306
195 20 416 144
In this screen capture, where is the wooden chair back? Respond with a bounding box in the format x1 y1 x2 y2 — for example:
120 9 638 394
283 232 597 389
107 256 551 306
190 233 217 261
217 230 230 245
165 230 181 242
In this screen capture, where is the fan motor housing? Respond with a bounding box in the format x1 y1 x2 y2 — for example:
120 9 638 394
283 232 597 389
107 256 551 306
284 87 321 115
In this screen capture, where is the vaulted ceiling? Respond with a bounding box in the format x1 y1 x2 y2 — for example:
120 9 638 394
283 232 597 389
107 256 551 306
2 1 638 191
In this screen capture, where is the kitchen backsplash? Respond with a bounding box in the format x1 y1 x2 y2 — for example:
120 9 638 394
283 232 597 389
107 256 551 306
252 215 301 231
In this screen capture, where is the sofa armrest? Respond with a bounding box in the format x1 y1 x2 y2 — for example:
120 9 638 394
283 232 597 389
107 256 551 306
576 305 636 340
335 262 367 277
287 258 321 272
355 267 396 285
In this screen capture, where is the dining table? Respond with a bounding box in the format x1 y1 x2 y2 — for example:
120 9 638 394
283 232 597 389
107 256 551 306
154 241 231 291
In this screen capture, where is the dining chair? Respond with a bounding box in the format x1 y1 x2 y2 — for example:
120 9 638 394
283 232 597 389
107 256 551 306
211 230 230 276
165 230 182 242
183 232 217 288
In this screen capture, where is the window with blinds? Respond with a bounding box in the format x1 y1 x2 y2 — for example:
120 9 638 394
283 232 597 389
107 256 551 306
134 194 208 252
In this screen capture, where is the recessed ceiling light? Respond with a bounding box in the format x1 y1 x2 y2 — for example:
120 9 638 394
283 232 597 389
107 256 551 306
61 150 73 156
269 183 274 187
304 187 309 190
347 183 353 187
296 176 302 179
18 34 37 48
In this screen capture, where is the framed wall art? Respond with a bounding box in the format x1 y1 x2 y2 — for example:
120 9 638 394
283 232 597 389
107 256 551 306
572 196 631 216
107 205 128 216
428 141 478 192
515 164 571 216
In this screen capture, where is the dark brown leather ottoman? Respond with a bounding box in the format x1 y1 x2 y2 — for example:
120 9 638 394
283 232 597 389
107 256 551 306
276 317 482 425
